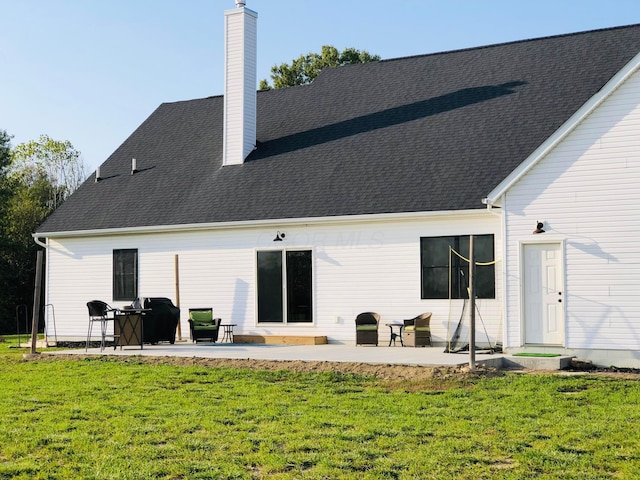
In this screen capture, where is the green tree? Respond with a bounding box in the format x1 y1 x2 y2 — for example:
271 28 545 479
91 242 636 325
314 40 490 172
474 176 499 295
0 130 12 221
10 135 85 211
260 45 380 90
0 133 86 334
0 130 19 335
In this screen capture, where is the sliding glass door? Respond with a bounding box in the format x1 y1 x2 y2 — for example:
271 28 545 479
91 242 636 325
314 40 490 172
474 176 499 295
257 250 312 323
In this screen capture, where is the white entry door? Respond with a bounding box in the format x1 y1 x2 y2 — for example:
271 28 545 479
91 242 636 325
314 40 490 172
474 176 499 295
523 243 564 345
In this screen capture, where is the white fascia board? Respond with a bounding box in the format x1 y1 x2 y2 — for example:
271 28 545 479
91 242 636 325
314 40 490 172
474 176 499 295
484 50 640 206
34 209 492 240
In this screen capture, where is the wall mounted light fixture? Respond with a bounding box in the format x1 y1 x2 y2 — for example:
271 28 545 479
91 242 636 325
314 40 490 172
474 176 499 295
533 221 545 234
273 231 285 242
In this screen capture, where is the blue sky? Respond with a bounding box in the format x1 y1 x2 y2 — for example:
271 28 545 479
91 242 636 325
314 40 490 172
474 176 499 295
2 0 640 174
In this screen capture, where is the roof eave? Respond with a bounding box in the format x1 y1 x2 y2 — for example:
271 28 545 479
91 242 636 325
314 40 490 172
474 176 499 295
33 208 492 240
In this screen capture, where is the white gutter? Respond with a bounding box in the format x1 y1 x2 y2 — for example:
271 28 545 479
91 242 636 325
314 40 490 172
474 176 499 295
32 235 48 248
35 208 493 239
484 50 640 206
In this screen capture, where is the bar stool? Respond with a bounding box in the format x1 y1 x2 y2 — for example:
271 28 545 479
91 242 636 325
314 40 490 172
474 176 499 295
86 300 114 351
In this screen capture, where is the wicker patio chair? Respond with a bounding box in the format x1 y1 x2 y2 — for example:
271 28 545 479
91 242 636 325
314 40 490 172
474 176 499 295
402 312 432 347
355 312 380 346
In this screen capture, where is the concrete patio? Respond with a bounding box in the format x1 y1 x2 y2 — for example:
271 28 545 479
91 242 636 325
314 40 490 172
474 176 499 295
52 341 508 368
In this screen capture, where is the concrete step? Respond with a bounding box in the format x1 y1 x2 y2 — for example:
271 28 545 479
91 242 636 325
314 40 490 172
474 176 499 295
503 354 574 370
234 335 328 345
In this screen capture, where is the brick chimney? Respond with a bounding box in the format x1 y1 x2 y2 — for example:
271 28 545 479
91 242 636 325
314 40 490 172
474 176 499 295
223 0 257 166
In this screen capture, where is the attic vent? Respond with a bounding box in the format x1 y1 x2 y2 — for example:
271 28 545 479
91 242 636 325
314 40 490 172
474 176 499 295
235 0 246 6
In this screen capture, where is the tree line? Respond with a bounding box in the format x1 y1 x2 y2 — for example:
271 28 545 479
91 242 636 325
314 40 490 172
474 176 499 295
0 130 85 334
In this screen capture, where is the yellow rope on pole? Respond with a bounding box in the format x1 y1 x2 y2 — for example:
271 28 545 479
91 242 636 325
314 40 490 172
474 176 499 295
449 247 500 266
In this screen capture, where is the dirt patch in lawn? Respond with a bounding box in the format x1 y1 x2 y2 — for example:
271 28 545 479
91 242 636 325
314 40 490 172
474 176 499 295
31 354 640 383
40 353 501 383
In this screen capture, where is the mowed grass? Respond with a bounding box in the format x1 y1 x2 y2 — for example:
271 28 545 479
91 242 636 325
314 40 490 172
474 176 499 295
0 338 639 479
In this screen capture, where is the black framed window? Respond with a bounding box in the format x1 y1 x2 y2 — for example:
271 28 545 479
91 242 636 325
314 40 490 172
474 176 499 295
113 249 138 301
420 235 495 299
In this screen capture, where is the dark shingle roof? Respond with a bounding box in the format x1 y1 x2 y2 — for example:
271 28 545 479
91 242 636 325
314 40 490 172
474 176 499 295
38 24 640 234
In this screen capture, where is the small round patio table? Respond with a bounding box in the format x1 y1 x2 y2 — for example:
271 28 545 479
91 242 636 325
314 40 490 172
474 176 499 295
385 323 404 347
220 324 237 343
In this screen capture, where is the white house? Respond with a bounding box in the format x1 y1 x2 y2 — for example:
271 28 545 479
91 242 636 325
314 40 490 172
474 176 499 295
34 3 640 367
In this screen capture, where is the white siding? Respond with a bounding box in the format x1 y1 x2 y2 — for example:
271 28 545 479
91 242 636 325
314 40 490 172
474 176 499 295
44 213 502 345
503 68 640 352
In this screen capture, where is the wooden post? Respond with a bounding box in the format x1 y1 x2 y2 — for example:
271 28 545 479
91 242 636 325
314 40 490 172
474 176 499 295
174 254 182 341
468 235 476 370
30 250 44 355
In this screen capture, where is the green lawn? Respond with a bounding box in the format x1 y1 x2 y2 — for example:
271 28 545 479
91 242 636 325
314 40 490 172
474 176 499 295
0 336 639 479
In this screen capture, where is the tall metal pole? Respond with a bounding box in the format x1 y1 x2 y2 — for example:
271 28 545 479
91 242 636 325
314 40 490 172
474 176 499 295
468 235 476 370
30 250 44 355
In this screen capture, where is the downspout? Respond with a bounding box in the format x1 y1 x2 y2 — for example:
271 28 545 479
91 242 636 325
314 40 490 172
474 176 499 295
483 196 508 352
32 234 47 249
31 234 48 344
482 197 499 214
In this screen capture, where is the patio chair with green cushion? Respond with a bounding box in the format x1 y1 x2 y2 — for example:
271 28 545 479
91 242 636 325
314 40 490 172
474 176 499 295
355 312 380 346
402 312 432 347
188 308 221 343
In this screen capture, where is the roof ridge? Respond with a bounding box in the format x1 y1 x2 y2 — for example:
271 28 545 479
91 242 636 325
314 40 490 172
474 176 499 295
380 23 640 64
